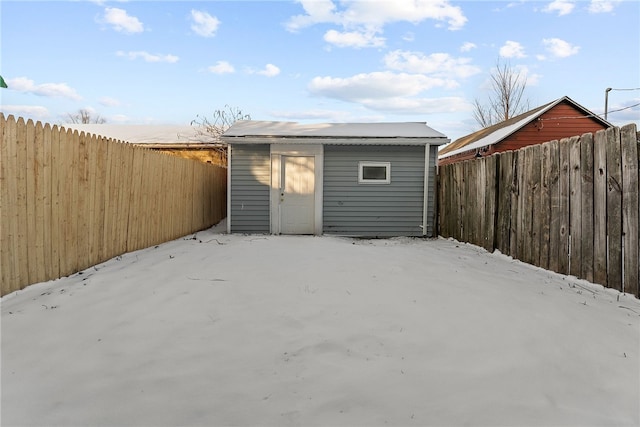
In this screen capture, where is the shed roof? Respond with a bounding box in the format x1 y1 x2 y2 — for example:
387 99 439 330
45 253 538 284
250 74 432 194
222 120 449 145
438 96 611 159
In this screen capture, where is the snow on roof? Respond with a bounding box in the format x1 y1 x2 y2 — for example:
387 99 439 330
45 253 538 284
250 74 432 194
223 120 448 142
62 124 201 144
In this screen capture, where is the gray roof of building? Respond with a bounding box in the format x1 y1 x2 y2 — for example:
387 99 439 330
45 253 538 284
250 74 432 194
222 120 449 145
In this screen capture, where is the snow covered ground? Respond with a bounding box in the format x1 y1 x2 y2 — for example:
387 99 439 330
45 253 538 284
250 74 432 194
2 221 639 426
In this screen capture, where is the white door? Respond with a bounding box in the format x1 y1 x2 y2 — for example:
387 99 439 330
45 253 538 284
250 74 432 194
280 156 315 234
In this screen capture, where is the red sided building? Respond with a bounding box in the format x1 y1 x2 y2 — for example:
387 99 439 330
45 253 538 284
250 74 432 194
438 96 611 166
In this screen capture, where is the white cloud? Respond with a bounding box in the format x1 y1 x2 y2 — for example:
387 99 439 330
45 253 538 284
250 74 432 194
402 32 415 42
309 71 457 103
257 64 280 77
515 65 542 86
460 42 476 52
323 29 385 48
287 0 338 31
340 0 467 30
116 51 179 63
356 96 471 114
99 97 121 107
588 0 620 13
286 0 468 46
102 7 143 34
1 105 50 120
542 38 580 58
542 0 575 16
384 50 481 79
208 61 235 74
7 77 82 100
499 40 526 58
190 10 220 37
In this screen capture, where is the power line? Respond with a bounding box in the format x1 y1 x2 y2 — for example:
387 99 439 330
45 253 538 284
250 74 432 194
607 102 640 114
538 101 640 121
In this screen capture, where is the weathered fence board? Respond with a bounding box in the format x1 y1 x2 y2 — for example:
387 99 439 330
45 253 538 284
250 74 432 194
558 137 572 275
606 127 623 291
438 124 639 297
593 129 608 286
454 162 463 241
515 148 526 261
547 140 561 274
509 151 519 258
0 114 227 296
495 152 509 254
529 145 542 267
620 124 639 296
569 136 582 277
580 133 594 283
539 143 551 270
483 155 496 252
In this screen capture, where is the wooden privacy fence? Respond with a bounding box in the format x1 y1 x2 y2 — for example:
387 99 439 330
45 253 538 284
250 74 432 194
439 124 639 297
0 114 227 296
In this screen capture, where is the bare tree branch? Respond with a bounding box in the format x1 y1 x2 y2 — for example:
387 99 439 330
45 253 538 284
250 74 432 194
66 109 106 124
473 59 529 128
186 105 250 158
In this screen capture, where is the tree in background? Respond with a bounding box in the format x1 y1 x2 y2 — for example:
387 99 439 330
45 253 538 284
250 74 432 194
473 60 529 128
190 105 250 145
67 109 106 124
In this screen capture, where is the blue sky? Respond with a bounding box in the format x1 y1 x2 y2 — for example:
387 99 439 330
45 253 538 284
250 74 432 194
1 0 639 141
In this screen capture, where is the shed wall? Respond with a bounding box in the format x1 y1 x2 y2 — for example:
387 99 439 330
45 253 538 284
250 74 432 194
323 145 428 237
230 144 270 233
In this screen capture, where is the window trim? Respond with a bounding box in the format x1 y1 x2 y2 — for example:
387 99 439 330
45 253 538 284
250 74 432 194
358 161 391 184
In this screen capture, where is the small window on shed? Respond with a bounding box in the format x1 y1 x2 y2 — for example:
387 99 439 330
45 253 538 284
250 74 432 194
358 161 391 184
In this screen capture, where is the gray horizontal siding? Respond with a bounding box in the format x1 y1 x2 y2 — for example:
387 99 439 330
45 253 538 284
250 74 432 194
323 145 426 237
230 145 270 233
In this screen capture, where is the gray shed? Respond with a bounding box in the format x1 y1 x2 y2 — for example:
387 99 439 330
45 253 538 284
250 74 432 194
221 121 449 237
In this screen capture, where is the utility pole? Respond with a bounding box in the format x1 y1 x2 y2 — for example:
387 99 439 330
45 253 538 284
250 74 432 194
604 87 612 121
